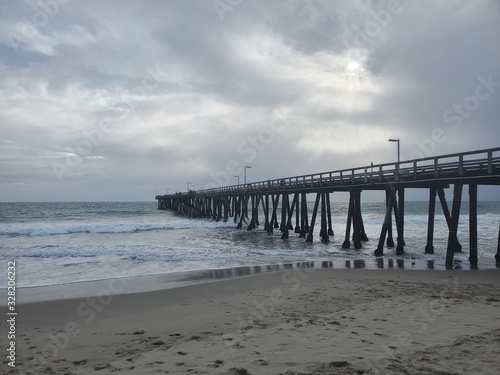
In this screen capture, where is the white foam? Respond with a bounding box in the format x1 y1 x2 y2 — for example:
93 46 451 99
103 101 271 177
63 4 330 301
0 217 233 237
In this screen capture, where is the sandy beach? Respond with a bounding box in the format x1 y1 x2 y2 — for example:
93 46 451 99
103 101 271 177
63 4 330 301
3 267 500 374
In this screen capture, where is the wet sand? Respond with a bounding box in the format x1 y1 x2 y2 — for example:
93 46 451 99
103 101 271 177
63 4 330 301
2 267 500 374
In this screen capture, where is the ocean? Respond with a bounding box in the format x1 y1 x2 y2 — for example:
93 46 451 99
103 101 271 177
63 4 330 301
1 201 499 288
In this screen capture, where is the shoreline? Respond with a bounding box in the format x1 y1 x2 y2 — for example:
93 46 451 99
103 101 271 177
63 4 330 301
2 267 500 374
2 257 499 305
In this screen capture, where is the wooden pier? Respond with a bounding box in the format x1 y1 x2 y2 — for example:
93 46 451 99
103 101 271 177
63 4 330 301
156 147 500 268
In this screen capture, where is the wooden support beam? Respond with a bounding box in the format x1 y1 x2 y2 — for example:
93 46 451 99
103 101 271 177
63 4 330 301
269 194 280 232
437 187 452 227
213 198 218 219
304 194 310 233
306 193 321 243
286 193 298 234
359 217 368 242
234 196 239 224
468 184 478 265
273 195 280 229
353 189 362 249
437 187 452 223
263 194 270 231
287 194 294 230
445 181 464 268
437 187 462 251
342 191 354 249
396 187 405 255
425 187 436 254
223 197 229 222
244 194 249 219
299 192 307 238
320 192 329 243
254 195 260 226
280 192 291 231
247 195 256 230
385 189 395 248
374 189 395 256
294 193 301 234
281 193 289 239
236 195 247 229
326 192 334 236
216 197 222 222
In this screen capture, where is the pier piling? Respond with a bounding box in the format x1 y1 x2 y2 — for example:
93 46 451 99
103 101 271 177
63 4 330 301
320 192 329 243
445 181 464 268
326 192 334 236
396 187 405 255
306 193 321 243
425 187 436 254
469 184 478 265
342 192 354 249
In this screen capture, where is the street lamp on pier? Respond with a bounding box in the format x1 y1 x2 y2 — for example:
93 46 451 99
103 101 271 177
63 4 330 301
388 139 400 163
244 166 252 185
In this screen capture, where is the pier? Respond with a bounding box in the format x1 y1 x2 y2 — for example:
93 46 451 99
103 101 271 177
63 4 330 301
156 147 500 268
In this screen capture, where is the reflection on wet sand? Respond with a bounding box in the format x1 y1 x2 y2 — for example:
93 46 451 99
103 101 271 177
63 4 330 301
179 257 479 285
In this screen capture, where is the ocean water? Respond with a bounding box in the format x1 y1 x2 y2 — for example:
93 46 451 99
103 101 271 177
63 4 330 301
0 201 499 288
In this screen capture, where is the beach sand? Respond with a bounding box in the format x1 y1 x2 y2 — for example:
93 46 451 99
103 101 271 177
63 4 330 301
3 268 500 374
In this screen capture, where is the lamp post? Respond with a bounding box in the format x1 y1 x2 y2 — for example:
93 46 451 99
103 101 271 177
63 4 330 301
244 166 252 185
234 175 240 185
388 139 400 163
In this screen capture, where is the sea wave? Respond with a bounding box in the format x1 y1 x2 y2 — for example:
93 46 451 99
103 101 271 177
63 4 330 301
0 219 229 237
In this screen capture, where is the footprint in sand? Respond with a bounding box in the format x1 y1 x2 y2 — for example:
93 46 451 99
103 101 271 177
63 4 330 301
93 363 110 371
252 359 269 366
145 361 165 367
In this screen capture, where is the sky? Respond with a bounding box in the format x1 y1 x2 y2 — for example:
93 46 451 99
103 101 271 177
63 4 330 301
0 0 499 202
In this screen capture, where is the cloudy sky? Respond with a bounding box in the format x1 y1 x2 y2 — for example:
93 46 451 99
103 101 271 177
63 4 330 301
0 0 499 202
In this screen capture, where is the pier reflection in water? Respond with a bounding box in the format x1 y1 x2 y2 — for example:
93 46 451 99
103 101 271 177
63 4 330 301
180 257 474 285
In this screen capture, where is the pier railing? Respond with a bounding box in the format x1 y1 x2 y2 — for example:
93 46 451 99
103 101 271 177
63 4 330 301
159 147 500 197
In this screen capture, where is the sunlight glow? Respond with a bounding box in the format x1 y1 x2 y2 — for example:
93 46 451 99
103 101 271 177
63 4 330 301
347 61 359 72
